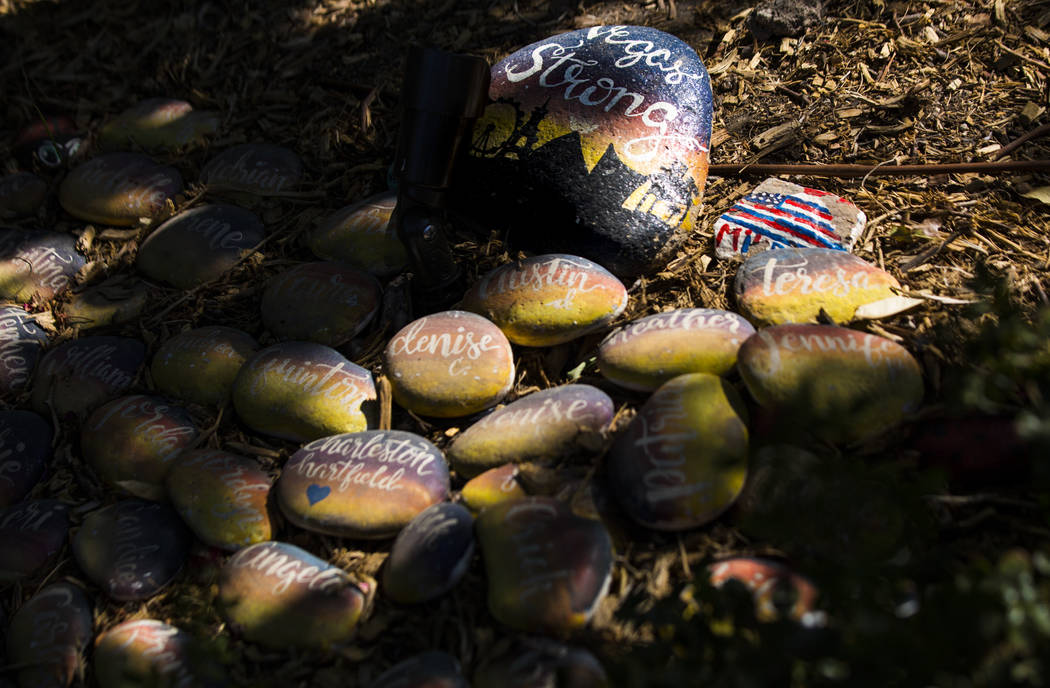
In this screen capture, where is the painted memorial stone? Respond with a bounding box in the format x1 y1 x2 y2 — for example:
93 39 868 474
232 341 376 442
99 98 220 151
476 496 613 634
0 229 86 302
218 541 373 649
6 583 93 688
709 557 820 624
72 500 191 601
201 143 302 196
737 324 924 444
461 26 713 279
0 500 69 584
714 177 866 259
137 204 265 288
151 325 259 407
261 262 382 346
30 336 145 420
62 275 150 330
309 191 408 276
0 410 52 508
278 430 449 538
59 153 183 226
382 502 474 603
607 373 748 530
0 305 48 398
370 651 467 688
81 395 199 501
461 463 528 512
166 449 273 550
0 172 47 217
598 308 754 391
474 639 609 688
384 310 514 418
448 384 613 477
13 114 85 171
94 619 226 688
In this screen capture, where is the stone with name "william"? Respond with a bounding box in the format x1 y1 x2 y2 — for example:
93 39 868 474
59 152 183 226
30 336 145 420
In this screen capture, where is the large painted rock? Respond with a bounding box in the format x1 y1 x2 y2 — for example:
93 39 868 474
99 98 220 151
166 449 273 550
598 308 754 391
261 262 381 346
709 557 820 624
0 172 47 217
6 583 93 688
201 143 302 195
232 341 376 442
0 410 52 508
59 153 183 226
13 114 84 171
737 324 924 444
62 275 150 330
476 497 613 634
309 192 408 276
385 311 514 418
474 639 609 688
0 229 86 302
72 500 191 601
137 204 265 288
459 26 713 279
278 430 449 538
94 619 226 688
82 395 199 500
0 305 48 398
607 373 748 530
218 541 373 649
461 463 528 512
448 384 612 477
30 336 145 420
382 502 474 603
151 326 259 407
0 500 68 583
370 651 467 688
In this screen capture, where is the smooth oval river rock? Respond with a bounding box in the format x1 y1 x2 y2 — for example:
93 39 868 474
62 275 150 330
0 410 52 508
31 335 144 420
59 152 183 226
0 500 68 584
201 143 302 195
151 325 259 407
309 192 408 276
0 172 47 217
0 305 48 398
0 229 86 302
99 98 220 151
461 463 528 512
6 582 93 688
94 619 226 688
382 502 474 604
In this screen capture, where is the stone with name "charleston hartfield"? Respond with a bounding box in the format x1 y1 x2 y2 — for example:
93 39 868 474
151 326 259 407
59 152 183 226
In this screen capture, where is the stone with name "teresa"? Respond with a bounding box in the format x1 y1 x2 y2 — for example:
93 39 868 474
0 229 86 303
151 326 259 407
370 651 468 688
261 262 381 346
477 496 613 634
72 500 191 601
218 541 374 649
474 638 609 688
709 557 820 624
461 254 628 347
59 152 183 226
94 619 227 688
99 98 220 152
385 310 514 418
0 410 52 508
166 449 274 551
461 463 528 512
383 502 474 603
607 373 749 531
82 395 199 501
30 336 145 420
137 204 265 288
0 500 68 584
7 583 93 688
737 324 923 444
201 143 302 196
598 308 754 391
309 191 408 277
232 341 377 442
0 305 48 399
448 384 613 477
0 172 47 217
278 430 449 538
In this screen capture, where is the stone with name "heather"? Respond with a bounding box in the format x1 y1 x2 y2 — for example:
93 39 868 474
0 500 68 584
607 373 749 530
59 153 182 226
7 583 93 688
598 308 754 392
461 254 628 346
383 502 474 603
151 326 259 407
0 229 86 302
201 143 302 196
309 192 407 277
709 557 820 624
0 172 47 217
218 541 373 649
99 98 220 152
461 463 528 512
278 430 449 538
370 651 468 688
30 336 145 420
737 324 923 444
474 639 609 688
0 306 48 399
261 262 381 346
94 619 227 688
0 410 52 508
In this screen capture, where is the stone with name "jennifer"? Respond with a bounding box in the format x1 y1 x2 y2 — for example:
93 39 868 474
0 172 47 217
370 651 468 688
461 463 528 512
218 541 374 649
232 341 376 442
0 500 68 584
383 502 474 604
137 204 265 288
461 254 628 346
0 410 52 508
709 557 820 624
474 638 609 688
166 449 273 551
0 305 48 399
278 430 449 538
7 583 93 688
151 325 259 407
738 324 923 444
261 261 381 346
598 308 754 391
448 384 613 477
201 143 302 196
99 98 220 152
59 152 183 226
94 619 227 688
607 373 749 531
309 191 408 277
385 310 514 418
30 336 145 420
0 229 86 302
476 496 613 634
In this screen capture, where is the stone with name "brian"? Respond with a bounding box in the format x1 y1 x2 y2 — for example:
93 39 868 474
0 410 52 508
370 651 468 688
261 262 381 346
737 324 924 444
0 306 48 399
94 619 227 688
474 638 609 688
59 152 183 226
0 500 68 584
0 172 47 217
278 430 449 538
99 98 220 152
385 311 514 418
0 229 86 302
7 583 93 688
232 341 377 442
151 326 259 407
598 308 754 391
461 463 528 512
201 143 302 196
30 336 145 420
709 557 820 624
383 502 474 604
607 373 749 530
309 191 408 277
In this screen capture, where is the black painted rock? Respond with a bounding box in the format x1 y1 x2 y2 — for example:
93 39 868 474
59 152 183 226
0 305 48 398
0 172 47 217
309 192 408 276
0 500 69 583
30 335 145 420
94 619 227 688
0 410 52 508
137 204 265 288
62 275 150 330
370 651 468 688
6 582 93 688
13 114 85 171
459 26 713 278
0 229 86 302
99 98 220 151
201 143 302 195
72 500 191 601
474 638 609 688
382 502 474 603
151 325 259 407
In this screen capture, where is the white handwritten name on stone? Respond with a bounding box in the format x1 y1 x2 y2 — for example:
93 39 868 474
601 308 748 348
227 542 350 595
387 315 504 378
293 432 438 493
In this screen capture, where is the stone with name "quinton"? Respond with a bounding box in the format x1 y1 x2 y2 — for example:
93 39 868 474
0 172 47 217
370 651 468 688
7 583 93 688
309 191 408 277
0 500 68 584
0 229 86 303
461 463 528 512
709 557 820 624
382 502 474 604
151 326 259 407
261 262 381 346
99 98 220 152
201 143 302 196
474 638 609 688
94 619 227 688
30 336 145 420
0 305 48 399
0 410 52 508
59 152 183 226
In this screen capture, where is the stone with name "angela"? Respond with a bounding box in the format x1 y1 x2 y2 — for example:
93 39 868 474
59 152 183 226
151 326 259 407
30 336 145 420
201 143 302 196
94 619 227 688
0 410 52 508
7 583 93 688
0 500 68 584
383 502 474 604
0 229 86 303
309 191 408 277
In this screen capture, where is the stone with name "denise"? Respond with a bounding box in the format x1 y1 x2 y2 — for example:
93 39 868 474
0 229 86 303
30 336 145 420
461 463 528 512
369 651 468 688
383 502 474 604
477 496 613 634
7 583 93 688
233 341 376 442
461 254 628 347
385 311 514 418
607 373 749 531
261 262 381 346
137 204 265 289
0 172 47 217
309 192 408 277
0 306 48 399
218 541 374 649
0 410 52 508
151 326 259 407
99 98 220 152
278 430 449 538
474 638 609 688
94 619 227 688
59 153 183 226
201 143 302 196
737 324 923 444
0 500 68 584
598 308 754 391
448 384 613 477
709 557 820 624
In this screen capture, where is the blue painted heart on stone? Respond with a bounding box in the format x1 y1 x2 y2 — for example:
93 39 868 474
306 484 330 506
